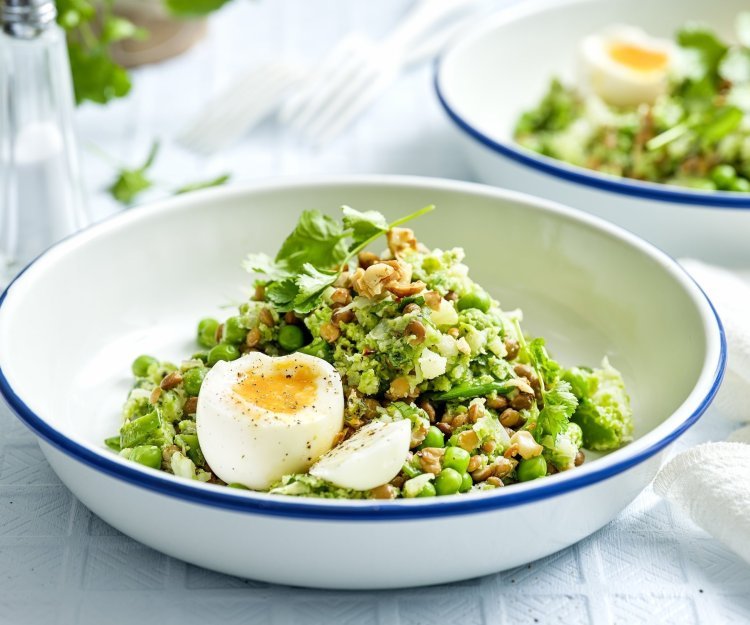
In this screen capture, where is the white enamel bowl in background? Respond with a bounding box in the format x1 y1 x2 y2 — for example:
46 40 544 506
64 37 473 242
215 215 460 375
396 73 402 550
0 177 724 589
436 0 750 267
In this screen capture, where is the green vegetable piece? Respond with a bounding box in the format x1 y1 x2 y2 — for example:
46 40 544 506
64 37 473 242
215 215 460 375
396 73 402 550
104 436 121 451
431 379 515 402
177 433 205 466
402 462 421 479
207 343 241 366
443 446 471 474
223 316 246 345
278 324 305 351
434 468 463 496
517 456 548 482
731 177 750 193
197 317 220 348
710 165 737 190
129 445 162 469
174 174 231 195
191 351 209 364
543 421 583 471
131 354 158 378
564 359 633 451
227 482 249 489
182 367 207 396
457 291 491 313
419 426 445 449
120 410 160 449
417 482 437 497
297 337 332 362
700 107 744 144
165 0 232 17
107 141 158 205
459 472 473 493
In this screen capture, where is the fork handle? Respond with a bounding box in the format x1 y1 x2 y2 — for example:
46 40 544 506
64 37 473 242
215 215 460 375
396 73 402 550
380 0 482 59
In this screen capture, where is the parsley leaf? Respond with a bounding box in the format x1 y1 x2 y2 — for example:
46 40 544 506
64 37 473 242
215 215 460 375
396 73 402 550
275 210 349 274
535 380 578 441
342 206 389 248
108 141 159 205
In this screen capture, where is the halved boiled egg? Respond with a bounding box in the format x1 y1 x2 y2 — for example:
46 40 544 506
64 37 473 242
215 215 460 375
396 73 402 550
196 352 344 490
580 25 674 107
310 419 411 491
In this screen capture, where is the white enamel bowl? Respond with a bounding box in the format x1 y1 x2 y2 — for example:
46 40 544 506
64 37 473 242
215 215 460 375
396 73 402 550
436 0 750 266
0 177 724 589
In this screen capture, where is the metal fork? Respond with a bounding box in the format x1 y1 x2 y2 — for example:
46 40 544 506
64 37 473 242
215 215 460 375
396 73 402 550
178 61 304 155
279 0 484 145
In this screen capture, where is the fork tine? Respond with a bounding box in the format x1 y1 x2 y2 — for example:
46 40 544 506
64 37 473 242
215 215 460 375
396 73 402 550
286 41 375 133
178 63 300 154
279 33 369 125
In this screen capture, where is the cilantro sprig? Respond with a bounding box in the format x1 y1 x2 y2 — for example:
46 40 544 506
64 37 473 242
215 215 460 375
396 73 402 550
244 205 434 314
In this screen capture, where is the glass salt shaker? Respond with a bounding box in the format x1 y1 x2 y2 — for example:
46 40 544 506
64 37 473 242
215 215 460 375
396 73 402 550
0 0 89 286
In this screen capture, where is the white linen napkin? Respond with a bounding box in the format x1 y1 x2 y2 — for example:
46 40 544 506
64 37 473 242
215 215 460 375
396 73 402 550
653 259 750 564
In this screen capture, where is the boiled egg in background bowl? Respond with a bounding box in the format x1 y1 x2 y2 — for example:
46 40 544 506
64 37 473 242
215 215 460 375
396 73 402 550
196 351 345 489
579 24 675 107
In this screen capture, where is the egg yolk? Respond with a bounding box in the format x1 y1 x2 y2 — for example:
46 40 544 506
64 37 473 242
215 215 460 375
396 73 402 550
609 42 668 72
233 361 318 414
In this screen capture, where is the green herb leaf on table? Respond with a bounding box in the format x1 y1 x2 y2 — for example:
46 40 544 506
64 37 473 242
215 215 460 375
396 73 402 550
165 0 233 17
107 141 159 205
174 174 232 195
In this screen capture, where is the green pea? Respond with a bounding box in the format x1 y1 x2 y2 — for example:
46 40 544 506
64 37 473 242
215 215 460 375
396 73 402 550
278 324 305 351
417 482 436 497
517 456 548 482
434 467 462 496
223 316 247 345
459 472 473 493
419 426 445 449
130 445 162 469
710 164 737 189
197 318 220 348
182 367 207 396
443 446 470 474
457 291 491 313
132 355 157 377
207 343 241 366
731 177 750 193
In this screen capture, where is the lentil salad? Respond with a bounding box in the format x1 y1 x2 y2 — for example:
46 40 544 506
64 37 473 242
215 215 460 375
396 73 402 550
106 205 633 499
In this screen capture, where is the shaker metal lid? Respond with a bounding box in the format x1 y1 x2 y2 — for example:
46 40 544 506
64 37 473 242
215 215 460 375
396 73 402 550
1 0 57 38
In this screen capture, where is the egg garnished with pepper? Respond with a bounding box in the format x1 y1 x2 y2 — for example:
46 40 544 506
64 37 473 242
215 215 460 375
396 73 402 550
579 25 675 107
196 352 345 490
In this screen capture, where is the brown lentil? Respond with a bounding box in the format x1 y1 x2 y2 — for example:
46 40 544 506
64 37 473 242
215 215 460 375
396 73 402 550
332 307 354 325
437 422 453 436
499 408 523 428
150 387 162 404
486 476 503 487
403 302 421 314
486 395 509 411
215 323 224 343
445 291 458 302
284 311 299 325
493 457 515 478
404 319 425 345
160 371 183 391
364 398 381 419
331 288 352 306
253 284 265 301
471 465 494 482
482 440 496 454
183 396 198 415
320 322 341 343
259 307 275 327
504 338 520 360
451 413 468 429
511 392 534 410
575 450 586 467
457 430 479 451
370 484 397 499
386 377 410 400
245 327 261 348
467 403 482 423
420 399 437 423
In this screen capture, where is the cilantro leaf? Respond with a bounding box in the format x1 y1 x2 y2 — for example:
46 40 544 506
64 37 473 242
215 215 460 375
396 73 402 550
242 253 290 281
524 337 561 389
265 278 299 309
275 210 348 274
291 264 338 313
107 142 159 205
342 206 389 248
535 380 578 442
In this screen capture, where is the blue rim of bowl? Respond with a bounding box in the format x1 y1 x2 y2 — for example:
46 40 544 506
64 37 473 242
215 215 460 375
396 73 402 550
433 68 750 209
0 185 727 522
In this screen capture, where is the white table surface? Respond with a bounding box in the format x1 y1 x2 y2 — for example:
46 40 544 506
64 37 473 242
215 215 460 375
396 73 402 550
2 1 750 623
